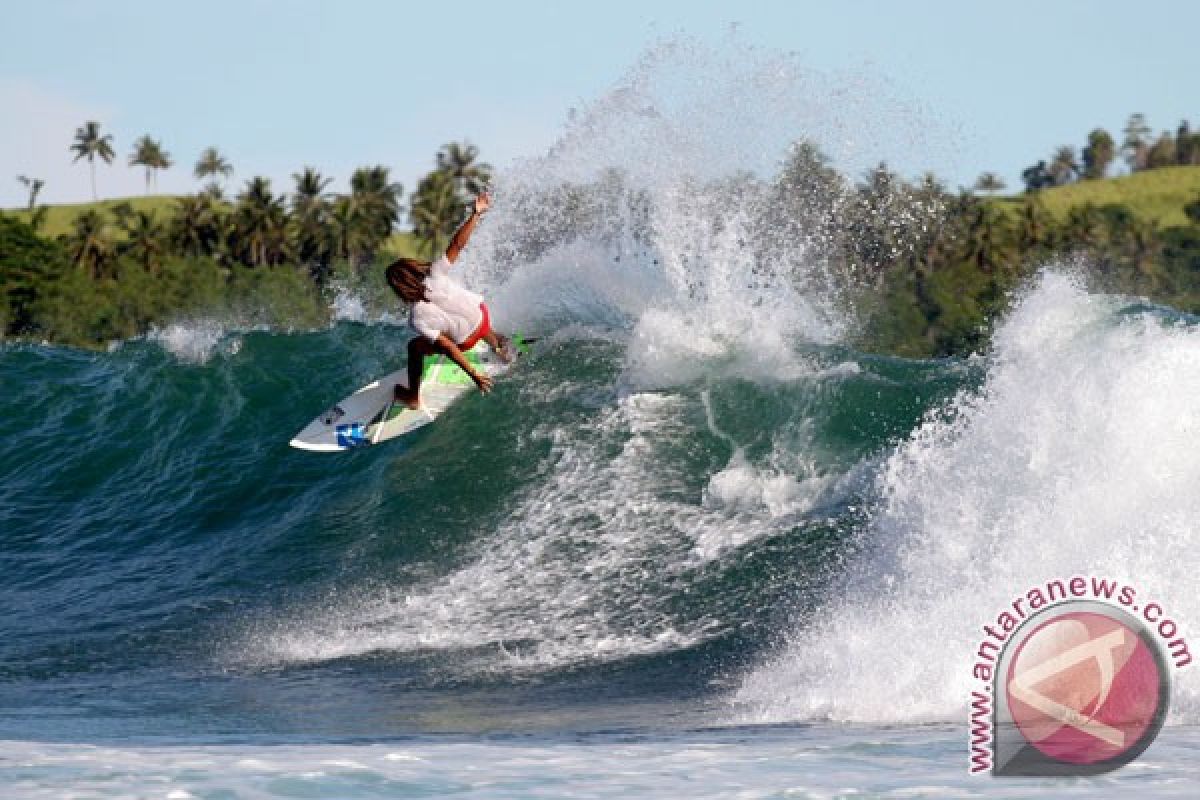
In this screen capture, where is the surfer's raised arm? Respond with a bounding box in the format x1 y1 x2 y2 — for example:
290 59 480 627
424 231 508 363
444 192 491 264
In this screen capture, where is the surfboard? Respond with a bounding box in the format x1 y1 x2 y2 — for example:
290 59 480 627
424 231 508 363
289 335 529 452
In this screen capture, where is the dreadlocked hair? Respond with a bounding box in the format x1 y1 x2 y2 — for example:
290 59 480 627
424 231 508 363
385 258 430 300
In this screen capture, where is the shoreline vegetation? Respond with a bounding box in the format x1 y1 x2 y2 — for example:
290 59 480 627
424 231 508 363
3 116 1200 356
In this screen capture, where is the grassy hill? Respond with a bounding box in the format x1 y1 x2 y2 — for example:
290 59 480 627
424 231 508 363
992 165 1200 227
10 196 180 238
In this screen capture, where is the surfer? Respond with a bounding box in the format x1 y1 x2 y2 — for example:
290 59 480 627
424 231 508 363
385 191 511 409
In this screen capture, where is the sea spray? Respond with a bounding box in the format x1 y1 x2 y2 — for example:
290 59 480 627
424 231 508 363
733 272 1200 724
144 321 244 364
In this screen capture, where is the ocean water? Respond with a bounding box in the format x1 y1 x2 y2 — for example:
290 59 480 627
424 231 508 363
5 40 1200 798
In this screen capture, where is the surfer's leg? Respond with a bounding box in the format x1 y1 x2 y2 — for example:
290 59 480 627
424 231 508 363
395 337 436 409
484 331 513 363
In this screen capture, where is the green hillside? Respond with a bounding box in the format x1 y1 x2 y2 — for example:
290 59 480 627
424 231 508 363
11 196 179 238
992 165 1200 227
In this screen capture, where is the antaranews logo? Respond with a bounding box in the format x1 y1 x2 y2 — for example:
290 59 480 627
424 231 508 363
967 576 1190 776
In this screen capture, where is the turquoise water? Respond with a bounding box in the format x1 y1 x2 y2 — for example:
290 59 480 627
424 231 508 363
0 320 956 740
4 272 1200 797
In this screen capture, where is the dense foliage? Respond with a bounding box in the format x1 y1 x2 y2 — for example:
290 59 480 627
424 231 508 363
6 116 1200 356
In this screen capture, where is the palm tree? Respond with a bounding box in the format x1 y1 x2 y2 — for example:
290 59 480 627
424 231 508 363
962 200 1013 273
410 169 462 258
70 121 116 201
973 172 1006 195
293 166 332 209
129 136 172 193
108 200 136 230
194 147 233 190
16 175 44 210
63 209 115 279
329 195 369 263
170 194 221 258
233 176 289 266
291 167 334 273
120 210 167 273
436 141 492 195
348 165 403 261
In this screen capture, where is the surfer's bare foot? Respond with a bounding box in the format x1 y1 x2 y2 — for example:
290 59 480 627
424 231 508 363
493 334 514 364
393 384 421 410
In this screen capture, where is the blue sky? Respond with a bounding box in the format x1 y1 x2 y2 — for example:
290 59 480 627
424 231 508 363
3 0 1197 208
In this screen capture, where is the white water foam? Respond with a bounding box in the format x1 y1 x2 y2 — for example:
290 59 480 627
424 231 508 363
250 392 754 669
734 272 1200 724
146 321 244 364
6 727 1199 799
327 284 405 326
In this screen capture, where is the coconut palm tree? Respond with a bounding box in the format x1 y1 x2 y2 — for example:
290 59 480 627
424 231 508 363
129 136 172 193
436 141 492 195
348 165 403 260
194 147 233 190
293 166 332 210
120 210 167 273
232 176 289 266
170 194 222 258
328 196 367 263
16 175 44 210
410 169 462 258
70 121 115 201
108 201 136 231
963 200 1013 273
291 167 334 272
63 209 115 278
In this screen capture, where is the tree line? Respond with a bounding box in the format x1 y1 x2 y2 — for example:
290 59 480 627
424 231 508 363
3 121 492 346
1015 114 1200 192
6 121 1200 356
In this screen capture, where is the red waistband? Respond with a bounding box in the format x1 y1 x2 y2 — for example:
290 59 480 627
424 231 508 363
458 302 490 350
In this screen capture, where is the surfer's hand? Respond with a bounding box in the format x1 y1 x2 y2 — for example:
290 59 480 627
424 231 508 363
473 372 494 394
473 192 491 215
